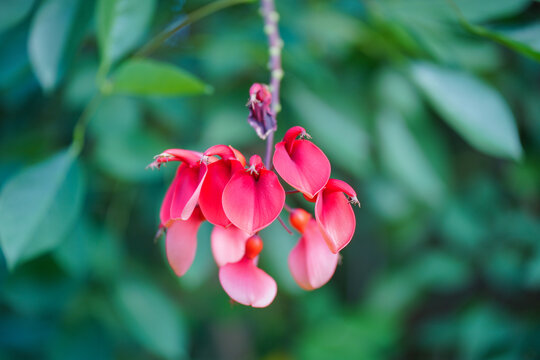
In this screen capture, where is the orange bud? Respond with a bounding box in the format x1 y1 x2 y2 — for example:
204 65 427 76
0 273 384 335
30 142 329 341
245 235 264 259
289 208 312 233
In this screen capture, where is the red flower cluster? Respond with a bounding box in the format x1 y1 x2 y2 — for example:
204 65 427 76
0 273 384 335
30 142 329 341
150 126 359 307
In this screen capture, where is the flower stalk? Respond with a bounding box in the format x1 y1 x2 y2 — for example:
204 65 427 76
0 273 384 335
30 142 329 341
260 0 283 168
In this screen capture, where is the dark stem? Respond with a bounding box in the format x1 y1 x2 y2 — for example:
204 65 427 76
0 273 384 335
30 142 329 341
261 0 283 168
277 216 293 235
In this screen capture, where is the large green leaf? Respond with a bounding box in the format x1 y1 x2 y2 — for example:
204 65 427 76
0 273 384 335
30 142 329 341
28 0 91 91
114 279 187 359
0 149 85 269
411 62 523 160
0 0 35 34
377 109 445 206
108 59 211 96
97 0 156 70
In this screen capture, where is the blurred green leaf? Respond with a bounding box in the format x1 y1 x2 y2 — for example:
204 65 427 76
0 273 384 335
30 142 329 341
366 178 414 222
114 278 187 359
525 249 540 288
0 27 31 91
0 149 85 269
287 82 370 176
377 109 445 206
53 220 92 279
97 0 156 70
88 96 170 182
411 250 471 291
0 0 35 34
411 62 523 160
459 305 518 360
28 0 91 91
297 310 398 360
108 59 211 96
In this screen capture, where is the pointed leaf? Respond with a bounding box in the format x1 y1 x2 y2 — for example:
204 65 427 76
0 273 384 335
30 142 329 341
377 109 445 206
411 62 523 160
0 149 85 269
109 59 211 96
28 0 91 90
115 279 187 358
97 0 156 69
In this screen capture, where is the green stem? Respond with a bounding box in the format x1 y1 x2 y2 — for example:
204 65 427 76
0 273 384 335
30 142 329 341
70 94 102 157
135 0 256 58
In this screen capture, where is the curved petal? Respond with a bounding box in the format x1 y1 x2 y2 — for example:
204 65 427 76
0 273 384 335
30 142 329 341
165 208 203 276
222 169 285 234
160 166 183 227
170 163 208 221
199 161 234 227
161 149 202 165
315 189 356 253
219 257 277 308
273 140 330 198
288 219 339 290
211 225 250 267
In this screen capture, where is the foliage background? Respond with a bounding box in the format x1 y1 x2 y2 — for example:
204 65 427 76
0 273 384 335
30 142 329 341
1 0 540 359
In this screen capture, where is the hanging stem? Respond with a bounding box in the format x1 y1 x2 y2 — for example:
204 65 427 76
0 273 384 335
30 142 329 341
261 0 283 168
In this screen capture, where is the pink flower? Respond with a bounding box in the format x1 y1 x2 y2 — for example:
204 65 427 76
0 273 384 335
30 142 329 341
150 120 359 308
315 179 359 253
198 145 246 227
211 224 250 267
218 235 277 307
222 154 285 234
152 149 208 226
165 207 205 276
273 126 331 199
288 209 339 290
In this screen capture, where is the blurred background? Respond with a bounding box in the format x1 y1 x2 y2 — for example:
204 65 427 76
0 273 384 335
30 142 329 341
1 0 540 359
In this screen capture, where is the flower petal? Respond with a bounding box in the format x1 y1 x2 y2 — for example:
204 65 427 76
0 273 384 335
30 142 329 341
170 163 208 221
219 257 277 308
211 225 250 267
199 160 242 227
165 208 203 276
288 219 339 290
160 167 183 227
273 140 330 198
222 169 285 234
315 188 356 253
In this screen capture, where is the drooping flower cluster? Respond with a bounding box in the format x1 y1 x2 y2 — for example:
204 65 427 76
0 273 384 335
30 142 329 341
150 125 359 308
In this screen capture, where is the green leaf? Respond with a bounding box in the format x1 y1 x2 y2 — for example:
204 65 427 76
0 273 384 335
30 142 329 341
97 0 157 70
377 109 445 206
0 0 36 34
0 149 85 269
108 59 211 96
88 96 171 181
411 62 523 160
28 0 91 91
114 279 187 359
286 82 370 176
